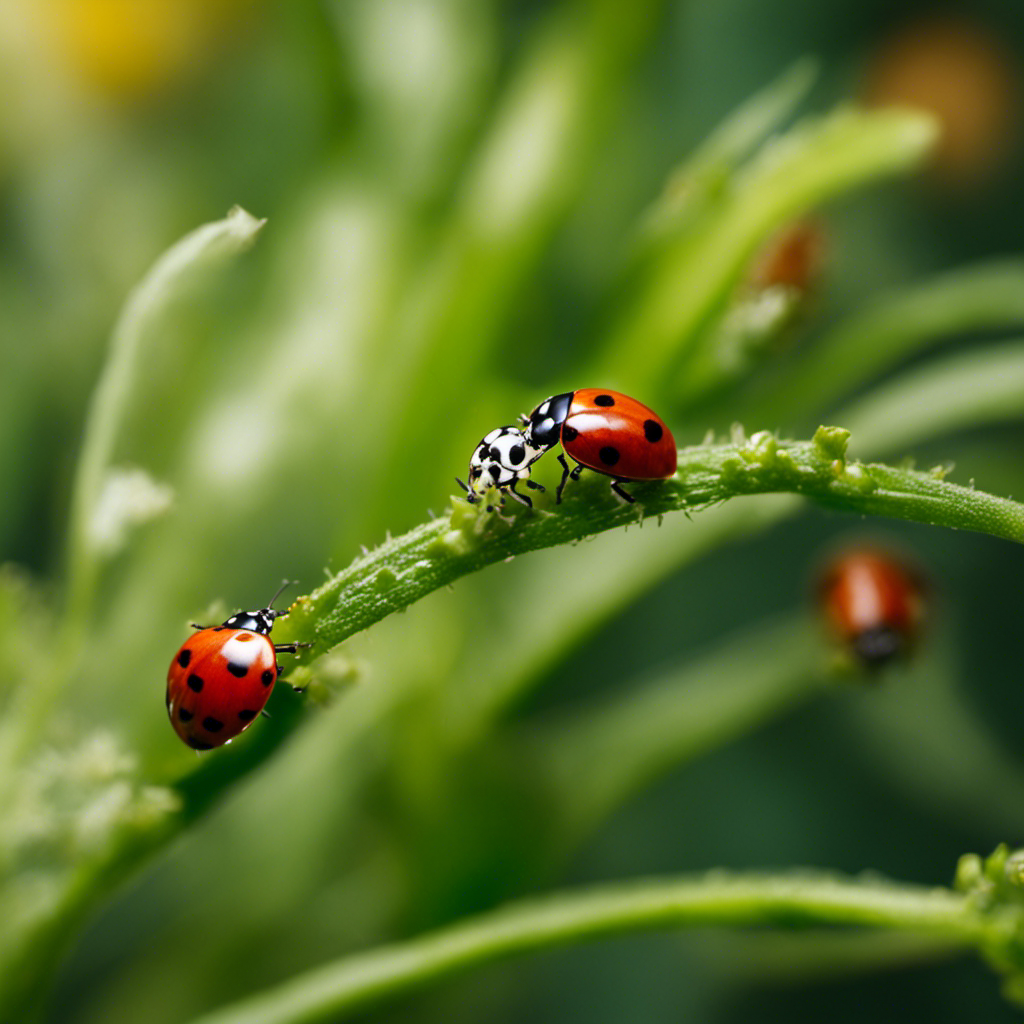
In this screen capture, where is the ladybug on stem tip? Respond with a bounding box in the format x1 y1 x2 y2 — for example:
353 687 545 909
457 389 677 510
166 581 311 750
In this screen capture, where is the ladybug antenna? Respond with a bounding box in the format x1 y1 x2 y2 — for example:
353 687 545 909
266 579 297 617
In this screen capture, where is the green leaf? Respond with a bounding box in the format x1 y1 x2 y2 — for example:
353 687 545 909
589 107 939 392
747 260 1024 428
536 617 831 841
64 207 267 630
636 58 818 250
839 341 1024 455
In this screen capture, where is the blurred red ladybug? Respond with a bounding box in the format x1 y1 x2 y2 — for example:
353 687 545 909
818 549 924 669
166 583 309 750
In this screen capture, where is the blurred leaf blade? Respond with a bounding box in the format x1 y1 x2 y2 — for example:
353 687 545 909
636 57 819 251
589 106 938 393
746 260 1024 429
838 341 1024 455
64 206 267 630
535 616 831 842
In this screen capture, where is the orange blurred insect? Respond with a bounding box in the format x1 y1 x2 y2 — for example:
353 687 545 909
818 549 924 669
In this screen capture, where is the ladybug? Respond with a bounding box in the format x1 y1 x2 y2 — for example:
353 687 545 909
166 583 310 750
458 389 676 508
818 549 924 669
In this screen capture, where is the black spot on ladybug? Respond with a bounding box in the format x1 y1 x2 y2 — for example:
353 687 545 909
594 394 615 406
509 444 525 466
643 419 663 443
226 662 248 678
177 648 192 668
237 709 258 721
261 669 275 686
186 737 214 751
178 707 194 722
488 464 501 479
187 674 204 693
489 446 502 461
562 425 579 442
599 446 621 466
202 716 225 732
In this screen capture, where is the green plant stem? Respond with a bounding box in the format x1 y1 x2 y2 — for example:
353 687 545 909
0 209 267 812
274 428 1024 657
0 210 265 800
185 871 995 1024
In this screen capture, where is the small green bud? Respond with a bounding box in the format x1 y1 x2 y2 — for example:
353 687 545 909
373 567 397 591
1004 850 1024 888
985 843 1011 882
840 463 877 494
812 425 850 462
428 528 472 558
955 853 984 892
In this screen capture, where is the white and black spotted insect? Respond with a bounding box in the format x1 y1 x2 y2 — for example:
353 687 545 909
456 389 677 510
456 426 547 510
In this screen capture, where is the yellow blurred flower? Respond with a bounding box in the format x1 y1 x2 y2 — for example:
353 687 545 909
43 0 254 99
863 16 1021 188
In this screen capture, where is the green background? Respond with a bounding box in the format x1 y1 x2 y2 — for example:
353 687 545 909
3 1 1024 1021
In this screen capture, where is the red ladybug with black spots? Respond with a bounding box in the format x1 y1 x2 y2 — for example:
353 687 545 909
166 584 309 750
459 389 677 508
818 549 924 670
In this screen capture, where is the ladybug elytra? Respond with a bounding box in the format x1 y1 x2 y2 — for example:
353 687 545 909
166 583 310 750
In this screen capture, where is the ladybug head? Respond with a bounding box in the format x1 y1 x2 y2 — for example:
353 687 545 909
851 624 906 670
524 392 573 450
222 581 295 635
463 426 543 503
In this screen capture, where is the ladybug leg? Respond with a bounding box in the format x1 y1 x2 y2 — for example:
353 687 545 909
558 460 586 503
273 660 308 695
555 454 572 504
274 642 314 654
507 480 533 508
525 479 545 492
488 491 516 523
609 478 636 504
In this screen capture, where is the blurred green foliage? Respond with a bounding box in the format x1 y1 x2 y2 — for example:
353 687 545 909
5 1 1024 1022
